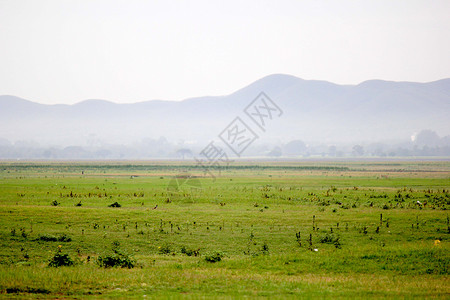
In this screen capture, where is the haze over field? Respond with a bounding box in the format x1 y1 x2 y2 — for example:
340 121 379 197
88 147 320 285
1 74 449 159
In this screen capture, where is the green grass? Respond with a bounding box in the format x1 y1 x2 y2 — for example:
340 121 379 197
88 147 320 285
0 161 449 298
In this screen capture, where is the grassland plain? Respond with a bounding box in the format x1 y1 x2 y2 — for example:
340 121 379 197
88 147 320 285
0 160 449 298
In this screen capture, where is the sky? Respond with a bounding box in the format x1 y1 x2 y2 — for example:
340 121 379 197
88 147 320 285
0 0 449 105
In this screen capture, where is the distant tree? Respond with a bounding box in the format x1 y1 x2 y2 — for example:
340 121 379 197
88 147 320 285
442 136 450 147
284 140 307 156
328 145 337 157
176 148 193 159
415 130 441 147
267 146 282 157
352 145 364 156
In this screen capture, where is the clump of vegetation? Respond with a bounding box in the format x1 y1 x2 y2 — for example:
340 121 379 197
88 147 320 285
97 251 135 268
158 244 172 254
48 246 74 267
204 252 223 263
49 253 74 267
14 227 28 239
295 231 302 247
38 234 57 242
51 200 60 206
108 202 121 208
158 244 172 255
308 233 313 251
38 233 72 242
5 287 50 295
97 241 135 268
58 233 72 242
361 226 368 234
181 246 200 256
319 233 341 248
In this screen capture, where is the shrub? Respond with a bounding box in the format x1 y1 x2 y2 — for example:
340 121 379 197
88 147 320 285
180 246 200 256
97 250 135 268
20 228 27 239
58 234 72 242
158 244 172 255
6 287 50 294
51 200 60 206
319 233 341 248
38 234 58 242
38 233 72 242
204 252 223 263
48 252 74 267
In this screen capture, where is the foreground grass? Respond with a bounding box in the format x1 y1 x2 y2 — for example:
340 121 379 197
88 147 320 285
0 161 449 298
1 263 448 298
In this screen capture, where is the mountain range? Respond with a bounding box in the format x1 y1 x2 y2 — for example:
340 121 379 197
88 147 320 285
1 74 449 151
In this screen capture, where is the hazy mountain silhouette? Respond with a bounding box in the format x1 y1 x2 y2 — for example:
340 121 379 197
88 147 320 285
0 74 449 147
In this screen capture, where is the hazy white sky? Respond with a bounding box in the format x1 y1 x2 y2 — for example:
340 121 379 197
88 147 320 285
1 0 449 104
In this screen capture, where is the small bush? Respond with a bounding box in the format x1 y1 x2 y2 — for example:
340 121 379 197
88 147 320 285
6 287 50 294
158 244 172 255
58 234 72 242
51 200 60 206
20 228 27 239
108 202 121 208
38 233 72 242
39 234 58 242
204 252 223 263
181 246 200 256
48 252 74 267
319 233 341 248
97 250 135 268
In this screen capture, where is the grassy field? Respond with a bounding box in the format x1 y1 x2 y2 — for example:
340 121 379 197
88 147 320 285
0 160 449 298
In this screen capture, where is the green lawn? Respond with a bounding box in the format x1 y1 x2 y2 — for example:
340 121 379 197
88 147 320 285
0 161 449 298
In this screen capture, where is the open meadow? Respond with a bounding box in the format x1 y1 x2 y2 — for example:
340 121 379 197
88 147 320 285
0 160 449 298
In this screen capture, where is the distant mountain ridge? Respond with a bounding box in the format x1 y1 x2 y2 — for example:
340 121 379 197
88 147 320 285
1 74 449 147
